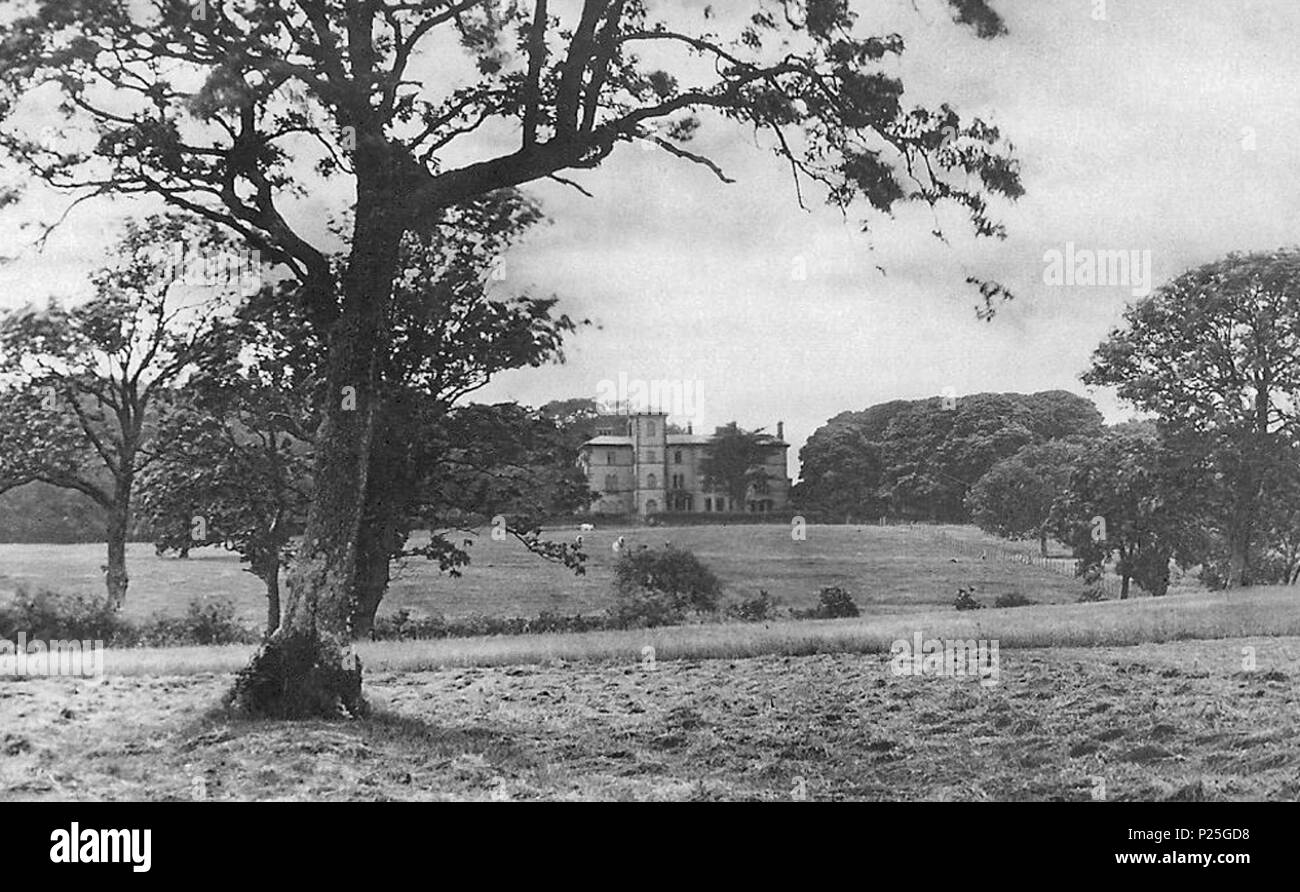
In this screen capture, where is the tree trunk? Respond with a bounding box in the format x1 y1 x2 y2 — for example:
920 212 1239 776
1120 574 1130 600
1225 513 1253 588
227 190 403 718
105 490 130 609
264 564 281 635
1039 528 1048 558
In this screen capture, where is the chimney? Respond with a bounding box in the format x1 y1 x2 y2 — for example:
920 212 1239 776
777 420 784 441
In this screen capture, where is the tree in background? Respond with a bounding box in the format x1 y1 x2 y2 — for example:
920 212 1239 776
1 0 1022 716
538 398 606 448
1049 432 1194 598
0 482 106 544
137 285 317 633
966 439 1088 556
135 197 590 638
700 422 780 512
798 390 1102 522
1085 250 1300 588
0 217 236 606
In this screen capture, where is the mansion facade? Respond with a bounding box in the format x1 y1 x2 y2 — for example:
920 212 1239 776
578 412 791 517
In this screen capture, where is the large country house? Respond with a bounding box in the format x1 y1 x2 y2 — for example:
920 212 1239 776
578 412 791 517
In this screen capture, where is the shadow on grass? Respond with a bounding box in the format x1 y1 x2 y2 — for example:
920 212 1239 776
182 697 536 771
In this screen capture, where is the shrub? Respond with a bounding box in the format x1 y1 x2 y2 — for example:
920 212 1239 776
613 545 722 615
792 586 861 619
1077 588 1107 603
953 587 983 610
993 592 1037 608
0 587 128 643
609 588 686 629
134 599 259 646
726 589 782 622
813 586 860 618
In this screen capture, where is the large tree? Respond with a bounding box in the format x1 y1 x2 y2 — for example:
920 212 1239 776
966 438 1087 556
0 215 235 606
1085 250 1300 588
797 391 1102 522
699 421 780 511
1048 431 1193 599
0 0 1022 717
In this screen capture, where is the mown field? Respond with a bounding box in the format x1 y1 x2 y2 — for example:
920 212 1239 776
3 635 1296 801
0 523 1178 630
3 523 1295 801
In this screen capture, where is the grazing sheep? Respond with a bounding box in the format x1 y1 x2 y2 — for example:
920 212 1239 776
579 523 595 532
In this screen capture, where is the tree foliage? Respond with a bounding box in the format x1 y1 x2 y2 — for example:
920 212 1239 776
1085 249 1300 588
796 390 1103 521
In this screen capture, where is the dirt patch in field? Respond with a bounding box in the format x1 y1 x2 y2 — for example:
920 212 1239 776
2 636 1297 801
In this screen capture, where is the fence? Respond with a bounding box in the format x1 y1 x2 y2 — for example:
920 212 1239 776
924 528 1125 600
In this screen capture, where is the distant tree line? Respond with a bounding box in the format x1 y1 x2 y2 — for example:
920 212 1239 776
794 390 1104 523
797 249 1300 597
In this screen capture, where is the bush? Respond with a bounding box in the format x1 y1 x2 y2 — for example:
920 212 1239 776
609 588 686 629
953 586 983 610
0 589 257 647
814 586 860 618
0 587 128 643
1077 588 1107 603
793 586 860 619
993 592 1037 608
613 544 722 615
134 599 260 647
726 590 782 622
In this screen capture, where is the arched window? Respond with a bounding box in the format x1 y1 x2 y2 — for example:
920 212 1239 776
674 450 682 464
646 473 658 489
646 499 659 513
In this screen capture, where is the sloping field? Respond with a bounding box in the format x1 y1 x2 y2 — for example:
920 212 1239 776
0 523 1155 629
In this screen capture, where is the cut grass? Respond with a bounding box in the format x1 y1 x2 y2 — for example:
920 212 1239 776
94 584 1300 676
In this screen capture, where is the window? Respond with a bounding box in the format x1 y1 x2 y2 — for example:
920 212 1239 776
674 450 682 464
647 421 656 436
647 449 657 462
647 473 658 489
646 499 659 513
604 474 618 492
606 451 614 465
704 498 712 512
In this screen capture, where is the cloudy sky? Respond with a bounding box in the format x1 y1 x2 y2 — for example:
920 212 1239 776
4 0 1300 477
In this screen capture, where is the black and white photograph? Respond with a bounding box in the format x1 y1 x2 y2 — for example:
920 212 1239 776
0 0 1291 867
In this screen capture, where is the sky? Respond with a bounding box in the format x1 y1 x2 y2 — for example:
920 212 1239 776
4 0 1300 478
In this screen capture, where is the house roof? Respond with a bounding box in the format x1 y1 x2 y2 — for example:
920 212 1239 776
580 434 787 448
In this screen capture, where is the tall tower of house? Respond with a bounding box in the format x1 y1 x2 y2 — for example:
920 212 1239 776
630 411 668 515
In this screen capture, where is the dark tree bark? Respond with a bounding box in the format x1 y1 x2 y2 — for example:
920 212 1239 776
228 149 404 716
259 560 281 635
105 500 130 609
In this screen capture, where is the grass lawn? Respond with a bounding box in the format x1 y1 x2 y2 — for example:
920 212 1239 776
0 523 1152 630
4 635 1296 801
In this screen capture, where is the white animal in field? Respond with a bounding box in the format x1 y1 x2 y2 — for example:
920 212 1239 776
579 523 595 532
612 535 626 554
